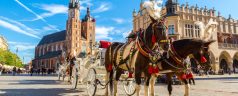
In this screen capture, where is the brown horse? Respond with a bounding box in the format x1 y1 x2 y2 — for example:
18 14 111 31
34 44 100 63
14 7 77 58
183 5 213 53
133 17 169 96
104 16 168 96
104 42 124 95
159 39 215 96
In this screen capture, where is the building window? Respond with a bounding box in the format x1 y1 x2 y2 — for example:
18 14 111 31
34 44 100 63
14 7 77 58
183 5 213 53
185 24 194 37
220 23 223 32
168 25 175 35
225 24 229 33
194 25 200 38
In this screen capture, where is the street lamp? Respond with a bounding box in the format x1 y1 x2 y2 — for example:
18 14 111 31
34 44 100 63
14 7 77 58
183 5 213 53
15 47 18 67
89 35 93 55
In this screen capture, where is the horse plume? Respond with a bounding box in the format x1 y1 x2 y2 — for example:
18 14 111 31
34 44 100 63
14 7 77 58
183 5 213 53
142 0 163 20
195 18 218 41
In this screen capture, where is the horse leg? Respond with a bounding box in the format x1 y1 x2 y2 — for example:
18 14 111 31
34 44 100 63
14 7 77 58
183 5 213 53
135 72 141 96
113 68 122 96
150 74 156 96
144 75 151 96
166 73 173 96
105 72 109 96
183 79 190 96
109 70 114 96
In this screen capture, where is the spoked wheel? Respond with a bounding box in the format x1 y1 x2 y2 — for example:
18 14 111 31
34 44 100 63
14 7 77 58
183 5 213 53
71 66 78 89
123 78 136 96
86 68 97 96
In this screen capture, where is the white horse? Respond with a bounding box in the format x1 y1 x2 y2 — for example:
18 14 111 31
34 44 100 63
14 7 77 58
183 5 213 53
71 50 101 89
195 18 218 41
57 50 69 81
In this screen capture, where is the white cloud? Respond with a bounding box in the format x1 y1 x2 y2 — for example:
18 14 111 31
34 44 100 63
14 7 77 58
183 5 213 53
15 0 46 22
96 26 114 41
32 4 68 21
92 3 111 13
15 0 59 31
122 30 132 38
0 17 40 39
8 41 36 51
112 18 125 24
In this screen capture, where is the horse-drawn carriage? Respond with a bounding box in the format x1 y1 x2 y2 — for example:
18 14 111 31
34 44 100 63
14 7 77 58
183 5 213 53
57 41 137 96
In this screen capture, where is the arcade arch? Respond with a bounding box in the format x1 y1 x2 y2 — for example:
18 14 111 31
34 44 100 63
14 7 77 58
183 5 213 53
233 53 238 73
219 51 232 73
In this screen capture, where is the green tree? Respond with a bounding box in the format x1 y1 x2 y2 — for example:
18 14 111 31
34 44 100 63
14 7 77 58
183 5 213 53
0 48 23 67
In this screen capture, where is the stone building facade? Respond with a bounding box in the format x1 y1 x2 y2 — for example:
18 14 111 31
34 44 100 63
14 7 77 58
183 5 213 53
0 35 8 50
133 0 238 74
33 0 95 70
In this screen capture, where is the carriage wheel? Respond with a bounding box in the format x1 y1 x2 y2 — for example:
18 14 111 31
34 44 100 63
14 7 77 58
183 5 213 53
123 78 136 96
71 66 78 89
86 68 97 96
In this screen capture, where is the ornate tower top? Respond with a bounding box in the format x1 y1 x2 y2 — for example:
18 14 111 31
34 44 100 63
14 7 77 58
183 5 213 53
165 0 178 17
83 7 92 21
69 0 79 9
133 9 137 17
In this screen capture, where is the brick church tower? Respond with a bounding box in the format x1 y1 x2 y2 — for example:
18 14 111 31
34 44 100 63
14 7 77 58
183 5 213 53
66 0 95 56
66 0 81 55
81 7 96 54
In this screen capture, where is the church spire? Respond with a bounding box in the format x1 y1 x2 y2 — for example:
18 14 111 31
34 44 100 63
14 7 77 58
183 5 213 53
87 7 90 17
83 7 92 22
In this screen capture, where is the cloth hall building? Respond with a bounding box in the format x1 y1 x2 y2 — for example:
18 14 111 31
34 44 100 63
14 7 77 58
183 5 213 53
133 0 238 74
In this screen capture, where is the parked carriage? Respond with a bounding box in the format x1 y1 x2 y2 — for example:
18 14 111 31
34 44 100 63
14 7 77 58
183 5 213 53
68 40 136 96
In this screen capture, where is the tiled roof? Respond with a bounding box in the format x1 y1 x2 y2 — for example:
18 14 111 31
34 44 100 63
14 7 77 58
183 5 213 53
38 30 66 46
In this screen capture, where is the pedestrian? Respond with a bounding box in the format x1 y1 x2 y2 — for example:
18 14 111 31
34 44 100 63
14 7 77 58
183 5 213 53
30 67 33 76
37 69 40 75
0 66 2 76
41 67 44 76
12 66 16 76
228 68 231 75
17 68 21 75
184 56 195 85
187 70 195 85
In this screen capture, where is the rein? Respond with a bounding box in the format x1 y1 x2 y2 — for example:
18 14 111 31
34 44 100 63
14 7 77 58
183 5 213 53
169 43 185 66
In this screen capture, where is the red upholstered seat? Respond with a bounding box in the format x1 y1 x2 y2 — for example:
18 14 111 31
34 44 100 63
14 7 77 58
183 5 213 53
99 40 111 48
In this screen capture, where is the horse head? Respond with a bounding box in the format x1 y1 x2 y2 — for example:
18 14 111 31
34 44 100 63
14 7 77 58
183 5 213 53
144 16 167 48
192 40 215 70
172 39 215 67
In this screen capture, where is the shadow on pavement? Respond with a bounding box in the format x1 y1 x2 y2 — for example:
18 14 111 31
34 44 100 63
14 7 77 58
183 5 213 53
194 77 238 80
7 80 64 85
0 88 84 96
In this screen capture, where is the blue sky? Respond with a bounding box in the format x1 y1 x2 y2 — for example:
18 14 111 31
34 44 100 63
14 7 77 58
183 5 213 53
0 0 237 64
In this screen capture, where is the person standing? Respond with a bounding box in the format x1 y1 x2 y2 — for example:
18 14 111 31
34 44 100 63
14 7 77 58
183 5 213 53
12 66 16 76
184 56 195 85
30 67 33 76
0 66 2 75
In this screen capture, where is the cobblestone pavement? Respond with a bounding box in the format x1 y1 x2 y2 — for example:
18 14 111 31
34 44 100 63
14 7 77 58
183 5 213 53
0 74 238 96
